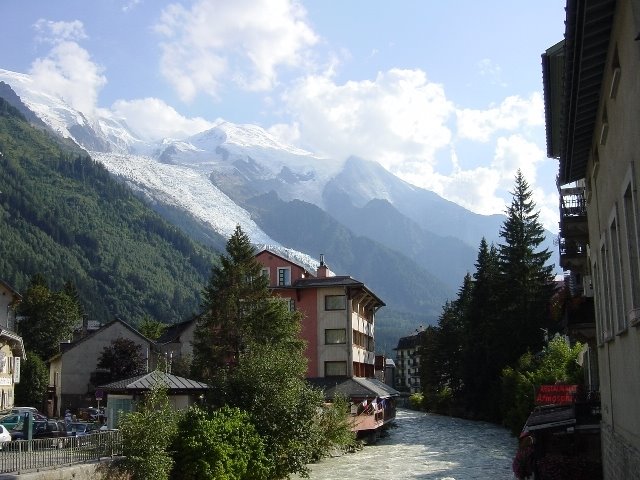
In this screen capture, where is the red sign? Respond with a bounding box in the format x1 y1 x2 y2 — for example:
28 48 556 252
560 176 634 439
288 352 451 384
535 384 579 405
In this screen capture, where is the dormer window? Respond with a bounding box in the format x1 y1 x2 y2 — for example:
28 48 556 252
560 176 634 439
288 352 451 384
277 267 291 286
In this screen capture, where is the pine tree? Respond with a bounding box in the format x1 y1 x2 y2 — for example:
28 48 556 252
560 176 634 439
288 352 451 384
462 238 502 418
191 225 324 478
497 170 556 367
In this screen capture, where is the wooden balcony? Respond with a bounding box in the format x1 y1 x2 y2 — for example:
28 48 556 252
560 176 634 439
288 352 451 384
558 186 589 273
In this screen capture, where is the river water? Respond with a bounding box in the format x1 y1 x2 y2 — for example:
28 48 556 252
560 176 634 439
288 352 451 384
299 409 517 480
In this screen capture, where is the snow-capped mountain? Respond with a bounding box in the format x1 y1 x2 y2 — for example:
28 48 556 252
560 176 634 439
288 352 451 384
0 68 528 306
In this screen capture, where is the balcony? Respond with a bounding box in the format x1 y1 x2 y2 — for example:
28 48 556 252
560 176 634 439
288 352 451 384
558 186 589 273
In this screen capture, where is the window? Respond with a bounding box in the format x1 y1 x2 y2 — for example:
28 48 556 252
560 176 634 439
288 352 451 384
325 329 346 344
277 267 291 286
325 361 347 377
600 241 614 340
622 180 640 325
261 267 270 280
608 212 627 332
325 295 346 310
288 298 296 312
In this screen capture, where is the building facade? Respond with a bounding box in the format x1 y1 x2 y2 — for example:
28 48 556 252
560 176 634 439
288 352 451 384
393 332 422 394
0 280 21 330
48 318 155 417
543 0 640 477
255 250 385 378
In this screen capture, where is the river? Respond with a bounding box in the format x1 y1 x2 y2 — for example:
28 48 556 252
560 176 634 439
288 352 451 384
298 409 517 480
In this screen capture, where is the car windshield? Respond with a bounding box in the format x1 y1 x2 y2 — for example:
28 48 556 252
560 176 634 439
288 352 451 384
71 423 87 432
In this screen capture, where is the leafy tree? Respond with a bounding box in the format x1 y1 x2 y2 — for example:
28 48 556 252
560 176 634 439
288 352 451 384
193 226 333 478
226 342 324 478
116 379 178 480
501 335 584 434
138 315 167 340
171 406 271 480
16 275 82 360
97 337 146 383
497 170 556 367
14 351 48 409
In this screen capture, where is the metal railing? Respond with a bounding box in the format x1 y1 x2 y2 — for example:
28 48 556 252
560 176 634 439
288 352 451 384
0 430 122 474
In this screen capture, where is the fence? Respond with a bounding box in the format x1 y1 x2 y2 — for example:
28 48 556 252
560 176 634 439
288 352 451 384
0 430 122 474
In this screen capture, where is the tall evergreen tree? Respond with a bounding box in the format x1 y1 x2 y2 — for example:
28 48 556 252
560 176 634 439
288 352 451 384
191 225 325 478
192 225 302 383
497 170 556 368
462 238 502 419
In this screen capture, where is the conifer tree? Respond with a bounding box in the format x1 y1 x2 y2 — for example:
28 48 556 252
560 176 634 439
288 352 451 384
462 238 502 418
497 170 556 368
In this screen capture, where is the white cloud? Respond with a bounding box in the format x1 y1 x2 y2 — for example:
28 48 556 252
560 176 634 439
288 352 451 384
28 19 105 115
281 68 454 173
155 0 318 101
456 92 544 142
33 19 87 43
275 68 558 229
111 98 215 141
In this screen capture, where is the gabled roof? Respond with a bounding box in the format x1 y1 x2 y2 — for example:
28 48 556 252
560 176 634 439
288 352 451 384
0 328 25 359
255 247 314 274
99 370 210 393
156 317 197 345
48 317 156 362
307 376 400 400
0 280 21 300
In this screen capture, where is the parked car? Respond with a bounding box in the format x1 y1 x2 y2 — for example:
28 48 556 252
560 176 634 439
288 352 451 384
10 420 68 448
0 425 11 448
0 414 23 430
68 422 99 447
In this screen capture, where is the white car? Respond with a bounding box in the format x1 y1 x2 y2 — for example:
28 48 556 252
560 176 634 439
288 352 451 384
0 424 11 448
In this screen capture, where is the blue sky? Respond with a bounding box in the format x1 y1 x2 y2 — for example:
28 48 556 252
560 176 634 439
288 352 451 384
0 0 566 232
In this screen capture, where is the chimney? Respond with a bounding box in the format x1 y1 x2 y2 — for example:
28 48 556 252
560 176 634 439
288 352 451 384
317 254 329 278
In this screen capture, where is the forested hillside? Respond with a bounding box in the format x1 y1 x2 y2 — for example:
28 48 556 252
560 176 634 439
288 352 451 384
0 97 218 325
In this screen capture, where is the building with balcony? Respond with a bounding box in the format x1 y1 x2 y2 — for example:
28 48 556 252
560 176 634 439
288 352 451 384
543 0 640 477
255 250 385 379
393 331 423 394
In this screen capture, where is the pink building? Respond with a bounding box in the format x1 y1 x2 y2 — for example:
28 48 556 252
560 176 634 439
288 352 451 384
255 250 385 379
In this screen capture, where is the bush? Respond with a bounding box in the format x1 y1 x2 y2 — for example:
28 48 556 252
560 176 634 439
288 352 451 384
171 406 271 480
116 378 178 480
408 393 424 410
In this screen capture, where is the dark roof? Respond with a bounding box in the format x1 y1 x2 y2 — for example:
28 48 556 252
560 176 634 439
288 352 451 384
99 370 210 393
544 0 616 184
307 376 400 401
394 332 423 350
49 317 155 362
0 279 21 299
294 276 385 307
156 317 197 345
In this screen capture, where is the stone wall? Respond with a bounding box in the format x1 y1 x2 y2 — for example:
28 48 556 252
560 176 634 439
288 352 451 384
601 423 640 480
